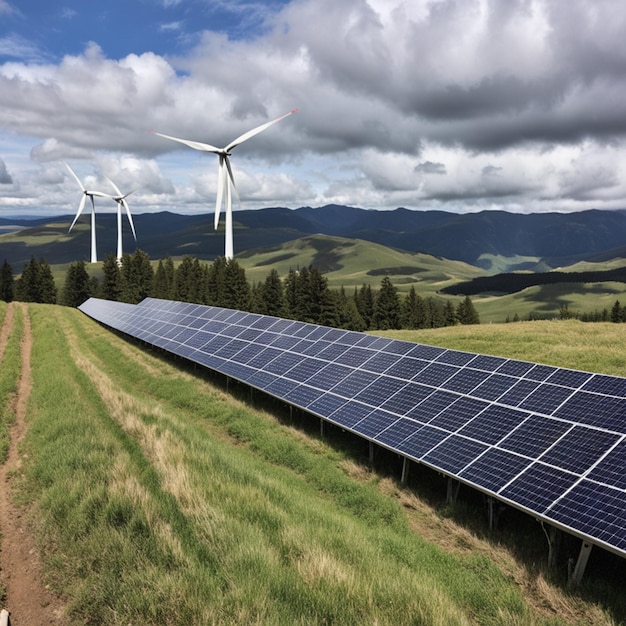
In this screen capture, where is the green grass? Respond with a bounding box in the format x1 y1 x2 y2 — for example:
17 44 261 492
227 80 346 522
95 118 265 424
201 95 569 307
11 303 598 625
238 235 485 294
0 302 23 463
378 318 626 376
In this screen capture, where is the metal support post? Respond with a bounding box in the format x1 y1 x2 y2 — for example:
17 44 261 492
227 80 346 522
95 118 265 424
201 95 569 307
446 477 460 505
569 541 593 587
401 457 410 485
369 442 375 464
320 419 326 438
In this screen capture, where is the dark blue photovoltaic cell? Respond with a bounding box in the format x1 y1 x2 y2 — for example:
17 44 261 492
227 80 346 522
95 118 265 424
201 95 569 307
397 425 449 460
583 374 626 397
261 352 303 375
497 360 534 377
283 385 324 407
264 377 299 398
407 344 445 360
471 374 517 402
79 297 626 559
428 397 490 432
587 441 626 490
460 448 530 492
385 357 427 380
423 435 489 474
307 363 352 389
554 392 626 432
547 368 592 389
548 481 626 551
284 359 323 383
458 405 529 445
468 354 508 371
518 383 573 415
334 346 376 367
317 343 352 361
407 390 458 424
381 382 432 415
500 415 571 459
414 362 459 387
329 402 372 428
354 376 408 406
331 370 379 398
361 352 401 374
354 409 399 438
500 463 579 513
307 393 348 419
440 368 491 394
525 364 558 382
498 379 540 407
540 427 620 474
374 417 420 448
436 350 476 366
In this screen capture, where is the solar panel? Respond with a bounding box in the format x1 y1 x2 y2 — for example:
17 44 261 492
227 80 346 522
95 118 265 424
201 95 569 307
79 297 626 561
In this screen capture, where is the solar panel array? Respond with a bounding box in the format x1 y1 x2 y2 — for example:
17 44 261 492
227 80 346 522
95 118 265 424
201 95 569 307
79 297 626 559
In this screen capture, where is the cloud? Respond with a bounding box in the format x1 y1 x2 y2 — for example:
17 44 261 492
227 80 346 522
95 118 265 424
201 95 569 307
0 158 13 183
415 161 446 175
2 0 626 215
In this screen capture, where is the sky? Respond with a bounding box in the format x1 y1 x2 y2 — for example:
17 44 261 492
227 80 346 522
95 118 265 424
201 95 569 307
1 0 626 218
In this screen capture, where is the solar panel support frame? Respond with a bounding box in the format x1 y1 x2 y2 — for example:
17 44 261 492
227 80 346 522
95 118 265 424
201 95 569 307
569 541 593 587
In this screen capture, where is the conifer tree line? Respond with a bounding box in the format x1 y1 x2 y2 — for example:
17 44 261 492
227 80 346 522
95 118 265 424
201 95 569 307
1 251 481 330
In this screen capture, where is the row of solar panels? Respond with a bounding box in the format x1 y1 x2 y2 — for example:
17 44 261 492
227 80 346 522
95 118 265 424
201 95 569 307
79 297 626 558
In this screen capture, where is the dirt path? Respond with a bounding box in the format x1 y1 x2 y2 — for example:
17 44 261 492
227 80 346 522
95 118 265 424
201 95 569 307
0 303 66 624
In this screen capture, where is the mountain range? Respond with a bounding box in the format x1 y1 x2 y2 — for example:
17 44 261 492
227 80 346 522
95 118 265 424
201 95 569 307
2 205 626 272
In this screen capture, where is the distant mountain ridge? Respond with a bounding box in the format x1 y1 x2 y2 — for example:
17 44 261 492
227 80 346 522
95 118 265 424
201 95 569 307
2 206 626 270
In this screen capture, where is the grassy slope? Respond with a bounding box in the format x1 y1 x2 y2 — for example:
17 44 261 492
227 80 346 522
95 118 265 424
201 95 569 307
378 319 626 376
14 304 620 625
238 235 485 294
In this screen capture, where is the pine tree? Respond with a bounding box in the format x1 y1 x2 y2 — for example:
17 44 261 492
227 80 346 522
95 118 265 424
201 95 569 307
222 259 251 310
337 286 366 331
356 284 375 329
283 268 299 318
101 253 122 301
152 256 175 300
372 277 400 330
15 257 57 304
206 257 228 305
0 259 14 302
456 295 480 325
62 260 91 307
120 249 154 303
257 268 286 316
401 286 423 329
173 256 196 302
443 300 457 326
611 300 622 323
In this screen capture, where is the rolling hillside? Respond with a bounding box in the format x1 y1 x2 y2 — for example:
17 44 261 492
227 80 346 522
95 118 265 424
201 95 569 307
3 206 626 271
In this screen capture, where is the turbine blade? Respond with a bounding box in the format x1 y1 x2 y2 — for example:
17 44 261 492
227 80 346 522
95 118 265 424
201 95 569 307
214 157 225 230
224 156 242 209
123 199 137 241
69 193 87 232
65 162 86 191
225 109 298 152
151 130 221 153
106 176 122 197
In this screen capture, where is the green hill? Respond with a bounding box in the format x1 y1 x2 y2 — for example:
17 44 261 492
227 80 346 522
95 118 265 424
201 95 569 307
238 234 486 294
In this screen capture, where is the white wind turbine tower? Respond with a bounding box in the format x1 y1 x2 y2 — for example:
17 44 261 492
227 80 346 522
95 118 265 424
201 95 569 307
152 109 297 260
106 177 138 262
65 162 110 264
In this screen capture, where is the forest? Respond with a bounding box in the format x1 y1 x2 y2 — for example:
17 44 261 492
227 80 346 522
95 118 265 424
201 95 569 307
0 252 480 331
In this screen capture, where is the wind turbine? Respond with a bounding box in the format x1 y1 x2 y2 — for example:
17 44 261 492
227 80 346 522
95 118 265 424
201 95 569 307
65 162 110 264
106 177 138 262
151 109 297 260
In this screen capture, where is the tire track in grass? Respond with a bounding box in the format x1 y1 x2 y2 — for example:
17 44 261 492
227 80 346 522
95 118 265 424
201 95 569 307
0 304 66 625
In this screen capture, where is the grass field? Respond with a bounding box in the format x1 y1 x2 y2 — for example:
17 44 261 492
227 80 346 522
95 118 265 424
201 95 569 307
1 303 625 624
